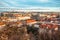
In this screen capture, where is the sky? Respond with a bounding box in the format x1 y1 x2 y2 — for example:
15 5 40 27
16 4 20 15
0 0 60 11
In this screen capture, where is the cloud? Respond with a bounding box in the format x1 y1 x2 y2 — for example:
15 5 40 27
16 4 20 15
0 0 60 8
37 0 50 3
1 0 30 7
0 1 10 7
